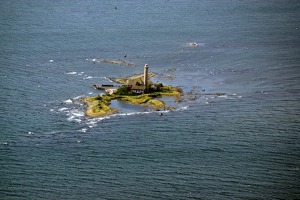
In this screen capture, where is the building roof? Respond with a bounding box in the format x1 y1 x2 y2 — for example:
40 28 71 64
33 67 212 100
131 85 146 90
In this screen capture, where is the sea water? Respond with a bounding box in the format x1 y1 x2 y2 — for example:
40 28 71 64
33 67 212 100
1 0 300 199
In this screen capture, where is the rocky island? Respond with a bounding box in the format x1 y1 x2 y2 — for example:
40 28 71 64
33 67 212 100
86 58 137 67
81 64 183 118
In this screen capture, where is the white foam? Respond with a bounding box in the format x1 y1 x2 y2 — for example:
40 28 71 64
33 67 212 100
43 130 62 135
67 116 75 121
80 128 87 133
66 72 77 75
59 107 68 111
67 115 82 123
49 60 54 63
71 111 84 117
178 106 189 110
62 107 85 124
74 118 82 123
69 107 84 116
117 109 172 117
84 76 93 79
86 58 97 62
87 120 97 126
64 99 73 104
73 95 84 100
118 112 137 116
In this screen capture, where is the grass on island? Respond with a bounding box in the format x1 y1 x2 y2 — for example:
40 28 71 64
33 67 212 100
82 85 183 117
82 72 183 118
82 95 118 117
113 72 157 84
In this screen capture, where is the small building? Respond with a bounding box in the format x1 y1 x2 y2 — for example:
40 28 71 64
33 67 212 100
125 80 136 88
131 85 146 94
121 64 149 94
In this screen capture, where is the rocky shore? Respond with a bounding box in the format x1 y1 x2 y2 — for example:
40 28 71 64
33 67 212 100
81 73 183 118
87 58 137 66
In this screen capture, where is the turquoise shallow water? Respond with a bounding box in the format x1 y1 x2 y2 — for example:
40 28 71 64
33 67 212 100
1 0 300 199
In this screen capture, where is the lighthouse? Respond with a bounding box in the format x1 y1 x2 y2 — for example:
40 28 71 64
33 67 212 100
144 64 148 86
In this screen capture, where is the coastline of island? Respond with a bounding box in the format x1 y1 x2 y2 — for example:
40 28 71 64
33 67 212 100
81 71 183 118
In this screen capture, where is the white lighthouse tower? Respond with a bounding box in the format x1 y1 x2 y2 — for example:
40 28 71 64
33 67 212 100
144 64 149 86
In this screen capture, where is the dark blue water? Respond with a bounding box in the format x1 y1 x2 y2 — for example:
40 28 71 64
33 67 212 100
1 0 300 199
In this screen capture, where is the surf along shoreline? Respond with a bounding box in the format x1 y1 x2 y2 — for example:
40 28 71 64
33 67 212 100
81 72 184 118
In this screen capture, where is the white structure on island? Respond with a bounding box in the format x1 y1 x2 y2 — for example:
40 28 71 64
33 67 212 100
144 64 149 86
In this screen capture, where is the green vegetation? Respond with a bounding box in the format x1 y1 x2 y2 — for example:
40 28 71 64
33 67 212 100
82 85 183 117
115 86 130 95
82 73 183 118
112 72 156 84
82 95 119 117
